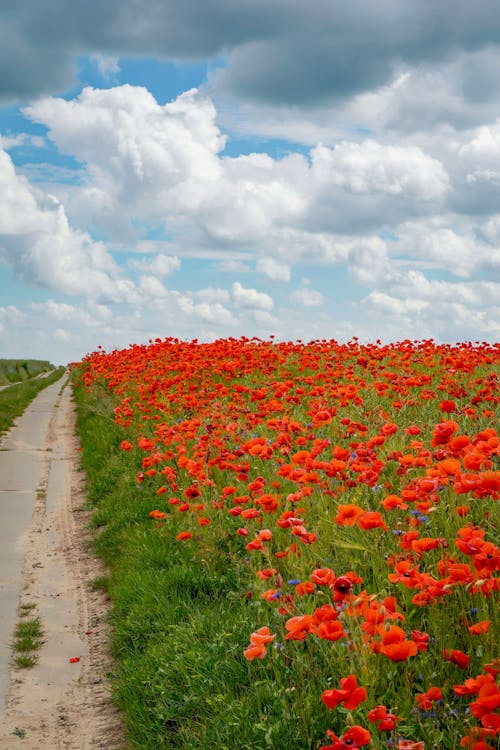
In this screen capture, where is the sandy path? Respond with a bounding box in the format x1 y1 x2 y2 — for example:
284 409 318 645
0 378 125 749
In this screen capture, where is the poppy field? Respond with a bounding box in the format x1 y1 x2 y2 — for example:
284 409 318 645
73 337 499 750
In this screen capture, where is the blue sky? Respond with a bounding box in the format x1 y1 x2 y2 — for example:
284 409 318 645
0 1 499 363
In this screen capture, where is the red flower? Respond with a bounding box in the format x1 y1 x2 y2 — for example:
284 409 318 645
468 621 490 636
333 503 363 526
320 726 371 749
357 511 388 531
243 626 276 661
367 705 401 731
443 649 470 669
416 687 443 710
316 620 345 642
440 400 457 413
322 674 367 710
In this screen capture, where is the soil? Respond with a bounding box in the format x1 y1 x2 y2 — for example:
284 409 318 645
0 379 126 749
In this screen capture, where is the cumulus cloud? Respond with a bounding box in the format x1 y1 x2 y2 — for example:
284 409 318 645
3 46 500 359
22 85 457 252
0 146 137 302
362 272 500 342
256 257 291 281
128 253 181 277
311 142 449 201
290 286 325 307
4 0 500 109
231 281 273 311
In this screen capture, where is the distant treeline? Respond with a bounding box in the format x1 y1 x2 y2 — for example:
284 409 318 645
0 359 54 385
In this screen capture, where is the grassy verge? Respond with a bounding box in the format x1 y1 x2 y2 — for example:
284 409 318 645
0 367 66 437
0 358 54 385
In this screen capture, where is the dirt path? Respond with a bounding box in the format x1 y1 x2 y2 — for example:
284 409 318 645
0 378 125 749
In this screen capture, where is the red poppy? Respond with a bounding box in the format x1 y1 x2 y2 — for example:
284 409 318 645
416 686 443 710
322 674 367 710
468 621 490 635
320 726 371 750
333 503 363 526
357 511 388 531
316 620 345 642
443 649 470 669
367 705 401 731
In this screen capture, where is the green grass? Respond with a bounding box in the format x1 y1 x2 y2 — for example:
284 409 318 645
19 603 37 616
0 358 54 385
0 366 66 437
12 614 44 669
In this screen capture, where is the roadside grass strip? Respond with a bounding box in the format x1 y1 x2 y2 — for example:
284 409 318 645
0 358 54 386
12 612 44 669
72 338 499 750
0 366 66 437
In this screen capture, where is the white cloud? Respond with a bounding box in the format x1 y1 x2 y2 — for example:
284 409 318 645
0 305 25 323
290 286 325 307
216 260 252 273
53 328 72 343
90 54 120 79
231 281 273 310
0 146 137 303
138 275 168 298
311 141 449 201
0 133 45 150
1 78 499 360
191 287 231 304
256 257 291 281
362 273 500 342
128 253 181 277
193 302 236 325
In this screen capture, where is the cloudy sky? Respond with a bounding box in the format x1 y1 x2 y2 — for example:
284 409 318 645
1 0 499 363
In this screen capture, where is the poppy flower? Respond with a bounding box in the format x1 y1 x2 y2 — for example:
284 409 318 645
148 509 166 520
322 674 367 710
285 614 314 641
311 568 336 586
416 686 443 710
243 643 267 660
333 503 363 526
243 625 276 661
468 620 490 635
367 705 401 731
440 400 457 413
357 511 387 531
443 649 470 669
320 726 371 750
295 581 316 596
316 620 345 642
176 531 192 541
